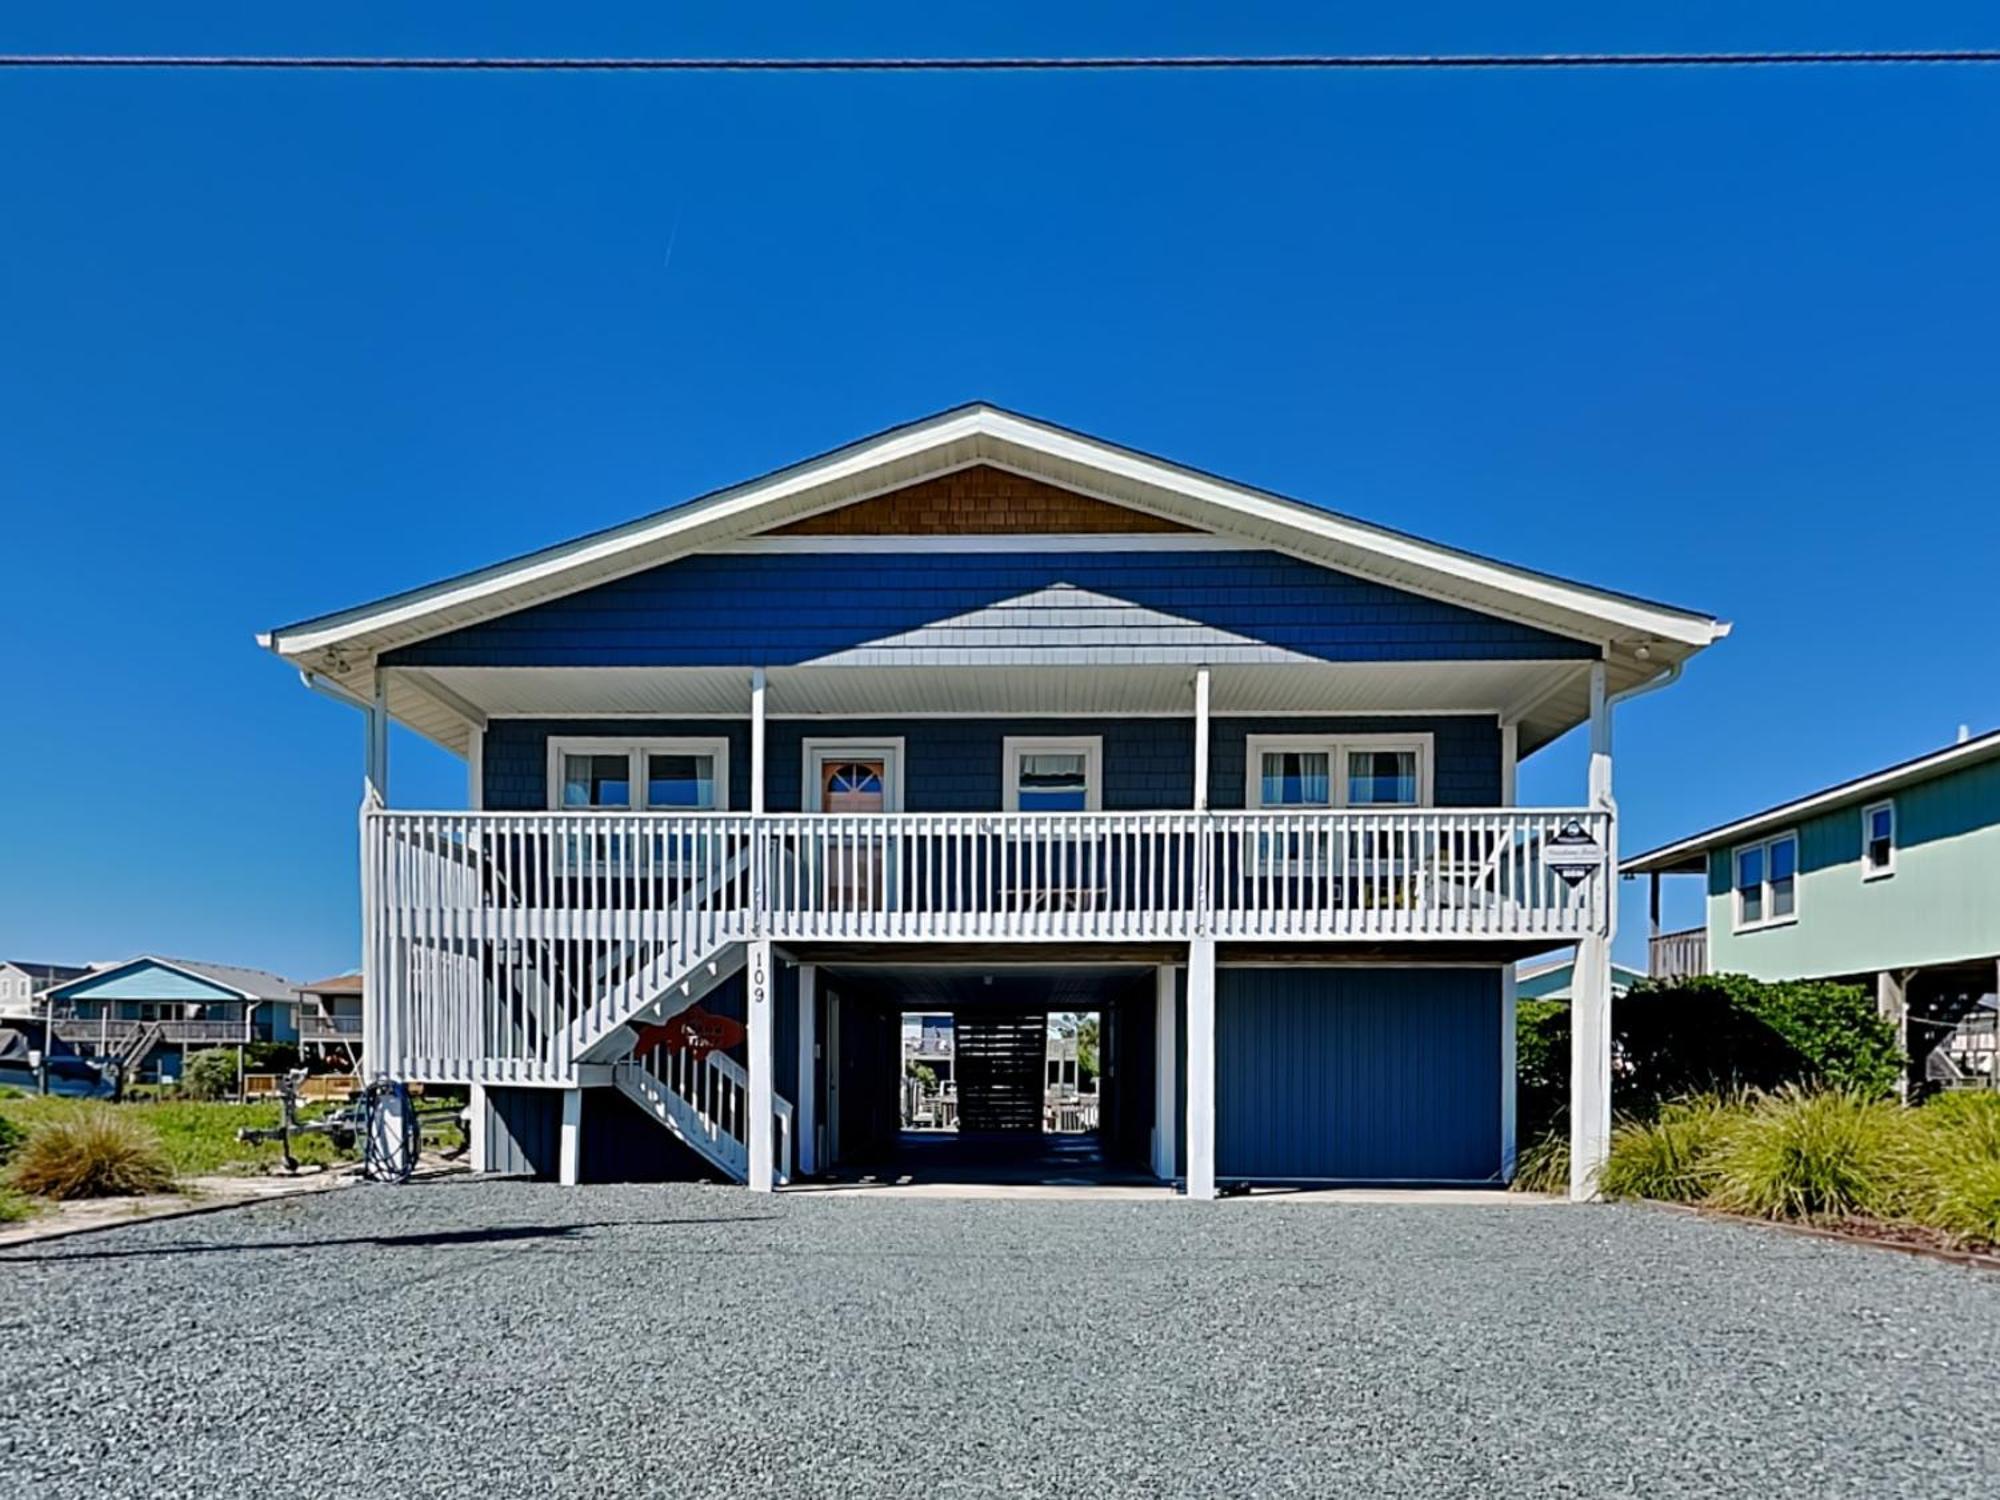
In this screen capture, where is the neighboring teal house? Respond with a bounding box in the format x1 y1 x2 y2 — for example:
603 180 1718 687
1623 728 2000 1093
45 956 302 1083
1515 953 1644 1004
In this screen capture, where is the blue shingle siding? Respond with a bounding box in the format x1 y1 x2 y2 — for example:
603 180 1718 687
484 715 1498 811
385 550 1593 669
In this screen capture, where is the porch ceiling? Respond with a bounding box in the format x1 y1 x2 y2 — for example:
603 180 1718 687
399 658 1598 752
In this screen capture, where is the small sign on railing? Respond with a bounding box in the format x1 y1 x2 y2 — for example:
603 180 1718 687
1545 817 1607 888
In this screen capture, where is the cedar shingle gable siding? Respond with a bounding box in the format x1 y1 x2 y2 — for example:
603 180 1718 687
770 466 1194 535
385 552 1595 669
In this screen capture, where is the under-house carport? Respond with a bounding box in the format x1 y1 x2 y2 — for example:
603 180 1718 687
811 963 1160 1184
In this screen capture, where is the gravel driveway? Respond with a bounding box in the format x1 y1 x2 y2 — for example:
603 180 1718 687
2 1180 1995 1497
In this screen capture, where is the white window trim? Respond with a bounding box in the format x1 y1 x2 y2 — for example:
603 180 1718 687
800 737 906 813
545 736 732 813
1243 733 1436 810
1732 829 1800 932
1002 736 1104 812
1861 798 1896 881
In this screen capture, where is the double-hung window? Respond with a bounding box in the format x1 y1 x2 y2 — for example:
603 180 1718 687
1733 831 1798 930
1003 737 1102 812
1861 800 1895 880
546 738 730 812
1246 735 1432 811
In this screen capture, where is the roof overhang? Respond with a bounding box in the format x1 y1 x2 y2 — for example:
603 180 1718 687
1623 728 2000 876
263 404 1730 756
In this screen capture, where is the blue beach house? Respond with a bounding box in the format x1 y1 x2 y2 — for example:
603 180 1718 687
261 406 1726 1198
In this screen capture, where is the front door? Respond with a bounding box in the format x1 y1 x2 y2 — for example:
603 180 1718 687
805 741 903 913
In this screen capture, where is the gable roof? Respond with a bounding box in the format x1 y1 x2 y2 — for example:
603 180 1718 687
45 955 301 1006
261 404 1728 750
1623 727 2000 875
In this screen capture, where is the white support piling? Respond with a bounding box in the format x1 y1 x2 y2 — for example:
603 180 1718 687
1185 937 1217 1200
558 1087 583 1186
746 939 775 1192
1570 660 1614 1202
468 1082 490 1173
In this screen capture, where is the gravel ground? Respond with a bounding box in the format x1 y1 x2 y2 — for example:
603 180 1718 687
2 1180 1996 1498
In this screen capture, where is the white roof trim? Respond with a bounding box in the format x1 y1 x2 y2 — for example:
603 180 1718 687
1623 727 2000 874
262 405 1729 668
45 955 259 1004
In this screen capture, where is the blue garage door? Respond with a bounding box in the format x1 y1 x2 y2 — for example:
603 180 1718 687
1216 967 1502 1183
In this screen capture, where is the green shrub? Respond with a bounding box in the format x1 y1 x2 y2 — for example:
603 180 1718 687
245 1042 301 1073
181 1048 241 1101
1514 999 1570 1140
1706 1088 1908 1221
0 1188 37 1223
0 1111 25 1166
1620 975 1903 1105
1600 1096 1735 1203
7 1106 175 1199
1510 1127 1570 1195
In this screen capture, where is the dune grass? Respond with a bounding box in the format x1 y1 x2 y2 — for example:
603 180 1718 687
0 1097 344 1178
1600 1096 1737 1204
1523 1087 2000 1251
1704 1088 1909 1221
7 1105 176 1200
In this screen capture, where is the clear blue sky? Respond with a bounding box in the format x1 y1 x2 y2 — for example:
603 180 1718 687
3 3 1997 979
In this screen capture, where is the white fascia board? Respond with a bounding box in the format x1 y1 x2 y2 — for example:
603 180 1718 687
263 403 1727 666
49 955 259 1004
1623 728 2000 875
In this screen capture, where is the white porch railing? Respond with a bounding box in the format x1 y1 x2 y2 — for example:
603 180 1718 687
363 806 1609 1085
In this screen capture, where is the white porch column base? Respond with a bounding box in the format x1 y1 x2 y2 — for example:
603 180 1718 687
747 939 775 1192
1569 932 1612 1201
558 1087 583 1187
1185 937 1217 1200
796 962 818 1177
1152 963 1177 1181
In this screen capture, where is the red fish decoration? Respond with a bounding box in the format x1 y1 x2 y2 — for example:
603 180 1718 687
630 1004 746 1058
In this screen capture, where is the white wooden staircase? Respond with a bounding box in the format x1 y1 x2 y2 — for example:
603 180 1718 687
613 1030 793 1185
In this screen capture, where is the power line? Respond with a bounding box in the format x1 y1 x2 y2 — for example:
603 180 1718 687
1 49 1999 74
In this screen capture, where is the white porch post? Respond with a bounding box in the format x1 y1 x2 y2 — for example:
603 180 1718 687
558 1087 583 1186
466 724 484 810
747 939 775 1192
1192 665 1211 811
796 962 818 1177
365 668 390 805
1152 963 1178 1181
1570 660 1614 1202
1185 937 1217 1200
749 667 767 815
